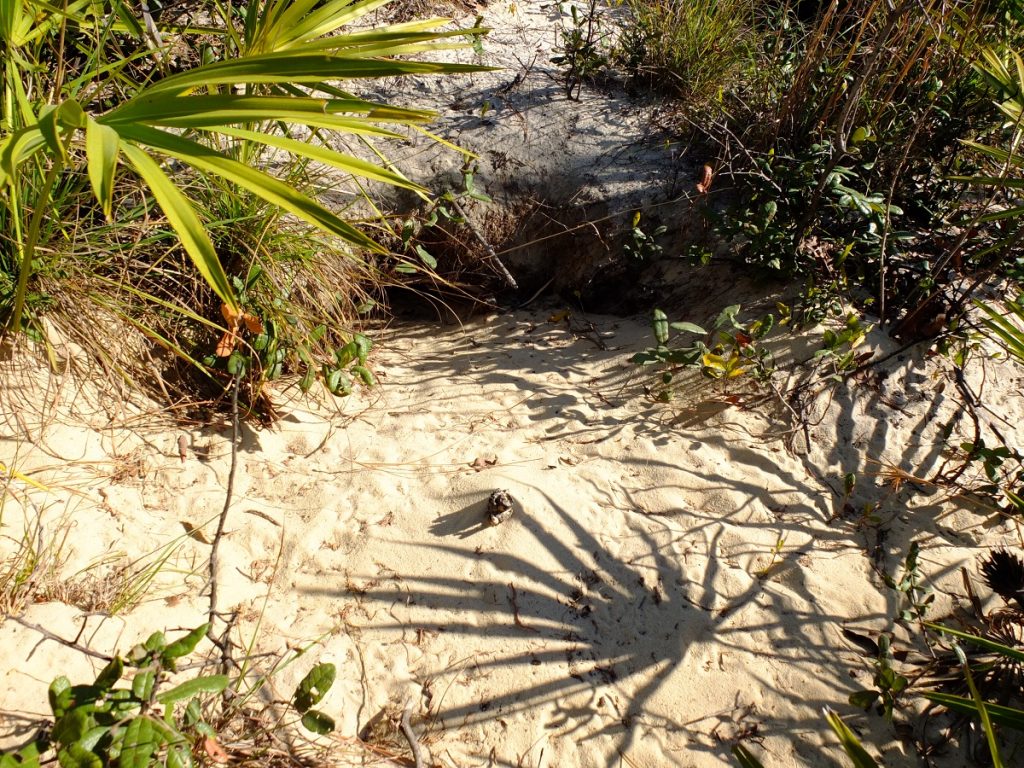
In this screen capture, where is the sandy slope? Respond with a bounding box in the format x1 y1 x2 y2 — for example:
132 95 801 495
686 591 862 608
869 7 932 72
2 303 1022 767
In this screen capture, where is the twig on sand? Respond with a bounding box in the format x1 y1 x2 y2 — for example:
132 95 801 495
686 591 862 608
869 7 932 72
450 198 518 290
14 615 114 662
208 372 241 672
401 700 425 768
509 583 539 634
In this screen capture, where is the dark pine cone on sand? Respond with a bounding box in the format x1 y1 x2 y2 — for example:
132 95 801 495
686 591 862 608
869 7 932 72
487 489 514 526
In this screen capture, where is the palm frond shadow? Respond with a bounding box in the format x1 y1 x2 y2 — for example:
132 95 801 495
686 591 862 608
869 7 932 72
301 485 884 760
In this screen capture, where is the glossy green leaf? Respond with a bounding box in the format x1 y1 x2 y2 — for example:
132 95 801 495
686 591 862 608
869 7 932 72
162 624 210 663
0 125 46 183
848 689 879 710
56 742 102 768
156 675 230 704
300 709 335 734
0 739 40 768
300 367 316 392
49 676 73 717
165 744 193 768
293 662 335 712
652 309 669 345
93 657 124 691
53 709 91 746
669 321 706 335
131 669 155 702
118 717 158 768
352 365 374 386
415 244 437 268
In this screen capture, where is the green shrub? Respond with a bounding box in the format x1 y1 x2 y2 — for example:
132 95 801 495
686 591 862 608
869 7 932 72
0 624 340 767
702 0 1007 325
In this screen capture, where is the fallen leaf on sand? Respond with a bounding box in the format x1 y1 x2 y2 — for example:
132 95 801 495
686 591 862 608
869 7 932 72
470 455 498 471
182 521 211 544
203 737 230 764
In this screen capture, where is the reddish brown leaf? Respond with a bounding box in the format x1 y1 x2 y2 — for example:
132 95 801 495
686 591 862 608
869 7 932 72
203 736 230 764
241 312 263 334
215 331 237 358
696 164 714 194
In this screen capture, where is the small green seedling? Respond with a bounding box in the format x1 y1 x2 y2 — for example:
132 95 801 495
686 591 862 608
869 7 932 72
848 633 909 721
633 305 775 400
754 535 787 580
0 629 339 768
884 541 934 623
623 212 667 262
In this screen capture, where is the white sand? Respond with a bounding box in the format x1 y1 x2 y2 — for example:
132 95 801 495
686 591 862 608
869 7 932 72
3 303 1022 766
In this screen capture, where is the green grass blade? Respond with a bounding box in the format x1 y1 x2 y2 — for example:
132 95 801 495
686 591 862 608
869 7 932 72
119 142 239 310
924 624 1024 663
923 692 1024 733
823 708 879 768
731 744 765 768
962 658 1004 768
86 117 119 220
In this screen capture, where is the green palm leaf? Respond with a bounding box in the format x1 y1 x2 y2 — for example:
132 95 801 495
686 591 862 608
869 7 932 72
120 142 239 310
216 126 424 192
105 94 434 127
119 124 383 254
143 52 491 96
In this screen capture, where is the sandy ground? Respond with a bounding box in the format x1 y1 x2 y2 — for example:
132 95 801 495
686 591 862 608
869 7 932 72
3 3 1024 765
2 299 1023 767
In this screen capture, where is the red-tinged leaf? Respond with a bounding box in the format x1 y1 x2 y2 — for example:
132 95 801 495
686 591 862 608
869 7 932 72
203 736 229 764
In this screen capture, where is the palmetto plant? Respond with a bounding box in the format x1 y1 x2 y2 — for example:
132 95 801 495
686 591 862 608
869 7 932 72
0 0 486 346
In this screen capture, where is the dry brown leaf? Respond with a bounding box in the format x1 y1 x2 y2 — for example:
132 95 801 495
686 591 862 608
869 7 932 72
181 521 211 544
696 164 713 194
241 313 263 334
469 455 498 471
215 331 237 358
203 736 230 764
215 303 262 357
